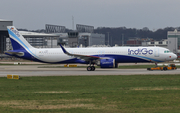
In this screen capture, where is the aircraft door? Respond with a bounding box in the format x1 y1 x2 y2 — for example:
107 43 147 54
98 50 105 57
154 48 159 57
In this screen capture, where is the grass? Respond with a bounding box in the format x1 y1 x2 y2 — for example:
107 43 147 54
1 75 180 112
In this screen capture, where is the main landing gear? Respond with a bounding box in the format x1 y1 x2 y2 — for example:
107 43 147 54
87 66 95 71
87 61 96 71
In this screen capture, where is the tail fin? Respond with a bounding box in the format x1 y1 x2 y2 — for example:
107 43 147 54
7 26 34 50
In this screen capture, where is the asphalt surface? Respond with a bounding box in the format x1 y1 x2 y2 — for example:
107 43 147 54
0 64 179 77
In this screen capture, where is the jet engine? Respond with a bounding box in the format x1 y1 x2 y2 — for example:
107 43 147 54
96 58 115 68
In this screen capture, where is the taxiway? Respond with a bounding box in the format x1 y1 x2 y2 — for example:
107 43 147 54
0 65 179 77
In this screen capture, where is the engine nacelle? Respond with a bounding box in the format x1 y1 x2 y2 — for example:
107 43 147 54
97 58 115 68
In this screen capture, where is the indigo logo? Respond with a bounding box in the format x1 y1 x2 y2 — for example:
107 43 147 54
128 48 153 55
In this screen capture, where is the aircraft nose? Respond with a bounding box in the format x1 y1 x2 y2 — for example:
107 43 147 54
172 53 177 60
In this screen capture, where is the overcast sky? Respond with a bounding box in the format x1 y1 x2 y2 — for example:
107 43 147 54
1 0 180 30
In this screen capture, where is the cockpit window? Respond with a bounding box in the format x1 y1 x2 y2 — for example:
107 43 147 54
164 50 171 53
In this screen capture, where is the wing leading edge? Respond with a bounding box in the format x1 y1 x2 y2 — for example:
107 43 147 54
59 44 100 61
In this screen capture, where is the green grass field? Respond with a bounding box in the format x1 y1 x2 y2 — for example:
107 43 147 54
1 75 180 113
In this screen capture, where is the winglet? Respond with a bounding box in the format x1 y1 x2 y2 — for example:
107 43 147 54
59 44 69 54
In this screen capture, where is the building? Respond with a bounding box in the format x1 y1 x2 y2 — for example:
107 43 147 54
19 31 62 48
126 38 142 46
20 24 105 48
142 39 168 48
167 29 180 59
68 32 105 47
68 24 105 47
0 20 105 55
0 19 13 53
167 29 180 54
125 38 168 48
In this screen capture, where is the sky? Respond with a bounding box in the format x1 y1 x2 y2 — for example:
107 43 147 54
1 0 180 30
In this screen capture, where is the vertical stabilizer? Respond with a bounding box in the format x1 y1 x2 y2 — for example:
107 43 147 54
7 26 34 50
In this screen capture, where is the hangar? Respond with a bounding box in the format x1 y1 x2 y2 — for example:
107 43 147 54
0 19 13 54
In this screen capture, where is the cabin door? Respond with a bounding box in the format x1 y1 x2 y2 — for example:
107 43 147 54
154 48 159 57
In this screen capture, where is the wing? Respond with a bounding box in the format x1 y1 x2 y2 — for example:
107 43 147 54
59 44 100 61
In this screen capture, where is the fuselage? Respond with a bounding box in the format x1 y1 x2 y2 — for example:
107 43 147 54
19 46 177 64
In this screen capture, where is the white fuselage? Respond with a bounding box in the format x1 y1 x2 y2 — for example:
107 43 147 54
29 46 177 63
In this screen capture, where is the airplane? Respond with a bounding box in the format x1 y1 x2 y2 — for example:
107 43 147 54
4 26 177 71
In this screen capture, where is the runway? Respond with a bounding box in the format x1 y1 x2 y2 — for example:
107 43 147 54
0 65 179 77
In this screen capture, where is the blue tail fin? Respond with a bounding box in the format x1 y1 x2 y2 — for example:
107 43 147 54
6 26 39 60
7 26 34 50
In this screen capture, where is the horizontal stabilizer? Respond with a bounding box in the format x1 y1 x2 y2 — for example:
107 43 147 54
4 51 24 56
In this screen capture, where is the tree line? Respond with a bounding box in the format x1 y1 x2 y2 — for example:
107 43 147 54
18 26 180 46
94 27 180 46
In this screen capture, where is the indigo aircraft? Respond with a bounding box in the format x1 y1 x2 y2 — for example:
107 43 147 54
5 26 177 71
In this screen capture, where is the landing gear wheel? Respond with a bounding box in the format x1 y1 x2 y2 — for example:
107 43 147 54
87 66 92 71
91 66 95 71
87 66 96 71
163 67 167 71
